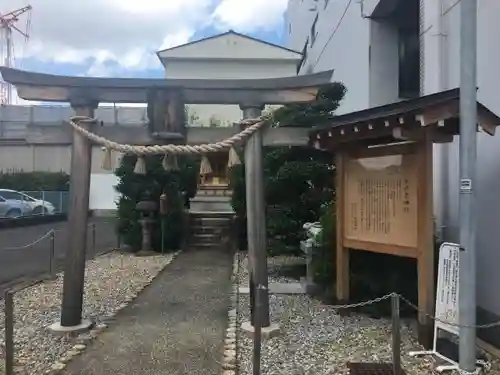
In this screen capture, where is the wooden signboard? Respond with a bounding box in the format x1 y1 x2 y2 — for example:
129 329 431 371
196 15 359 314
336 141 434 347
343 152 418 253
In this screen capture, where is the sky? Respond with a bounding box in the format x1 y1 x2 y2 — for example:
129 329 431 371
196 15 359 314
1 0 289 104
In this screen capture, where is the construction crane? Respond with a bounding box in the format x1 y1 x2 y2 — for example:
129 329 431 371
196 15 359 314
0 5 32 105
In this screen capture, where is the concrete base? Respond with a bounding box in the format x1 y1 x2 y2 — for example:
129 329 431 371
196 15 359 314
241 321 281 339
48 319 93 334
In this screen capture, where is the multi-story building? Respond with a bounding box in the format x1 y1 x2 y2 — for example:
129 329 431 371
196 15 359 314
286 0 500 349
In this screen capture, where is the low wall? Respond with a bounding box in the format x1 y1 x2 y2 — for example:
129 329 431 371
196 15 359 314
0 213 67 230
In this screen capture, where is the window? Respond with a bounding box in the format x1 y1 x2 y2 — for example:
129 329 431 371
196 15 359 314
310 14 318 45
288 23 292 35
398 27 420 98
0 191 23 200
20 193 36 202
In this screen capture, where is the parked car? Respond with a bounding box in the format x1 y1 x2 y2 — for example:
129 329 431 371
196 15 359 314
0 189 56 216
0 196 32 218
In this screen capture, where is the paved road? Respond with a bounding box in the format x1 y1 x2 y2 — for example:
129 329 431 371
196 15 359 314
0 218 117 289
62 248 232 375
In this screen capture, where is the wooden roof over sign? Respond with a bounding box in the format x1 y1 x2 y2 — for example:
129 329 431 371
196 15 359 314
309 88 500 150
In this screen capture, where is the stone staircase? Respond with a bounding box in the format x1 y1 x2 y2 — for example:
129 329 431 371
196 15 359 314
188 212 235 251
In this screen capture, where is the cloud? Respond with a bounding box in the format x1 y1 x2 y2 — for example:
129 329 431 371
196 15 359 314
211 0 289 33
3 0 215 73
1 0 288 77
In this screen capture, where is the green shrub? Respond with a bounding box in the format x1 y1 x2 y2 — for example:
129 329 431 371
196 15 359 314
0 171 69 191
312 201 336 286
115 154 199 252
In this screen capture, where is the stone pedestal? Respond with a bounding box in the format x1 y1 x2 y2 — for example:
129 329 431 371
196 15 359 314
240 321 281 339
48 319 93 334
300 240 317 294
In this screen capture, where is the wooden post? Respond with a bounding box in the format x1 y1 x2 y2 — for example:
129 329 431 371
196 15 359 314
416 137 435 348
60 101 97 328
335 152 350 308
241 104 270 328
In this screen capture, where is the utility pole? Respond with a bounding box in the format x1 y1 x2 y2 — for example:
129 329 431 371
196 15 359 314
459 0 478 372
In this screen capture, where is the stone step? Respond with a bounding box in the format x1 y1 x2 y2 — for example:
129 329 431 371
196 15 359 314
190 217 232 227
189 243 221 251
189 210 235 217
191 225 228 233
191 233 222 241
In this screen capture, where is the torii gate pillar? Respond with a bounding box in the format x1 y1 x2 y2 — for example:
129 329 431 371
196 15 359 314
50 100 98 332
241 104 279 337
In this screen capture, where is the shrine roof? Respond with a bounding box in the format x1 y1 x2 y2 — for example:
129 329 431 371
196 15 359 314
309 88 500 149
0 67 333 104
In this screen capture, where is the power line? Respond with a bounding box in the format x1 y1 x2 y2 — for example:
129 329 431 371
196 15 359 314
311 0 354 70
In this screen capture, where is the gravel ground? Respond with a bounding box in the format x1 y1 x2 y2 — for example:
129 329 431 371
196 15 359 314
235 253 500 375
0 251 174 375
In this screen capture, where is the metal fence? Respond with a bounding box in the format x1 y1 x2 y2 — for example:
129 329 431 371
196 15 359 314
21 190 70 214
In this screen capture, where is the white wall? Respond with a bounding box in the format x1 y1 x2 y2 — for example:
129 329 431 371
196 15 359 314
89 174 120 211
287 0 372 114
423 0 500 314
0 145 121 174
165 58 298 127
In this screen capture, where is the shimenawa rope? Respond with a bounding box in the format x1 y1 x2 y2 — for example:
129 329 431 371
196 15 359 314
68 116 266 155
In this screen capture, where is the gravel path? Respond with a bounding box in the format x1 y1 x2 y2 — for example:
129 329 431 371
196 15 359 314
235 253 500 375
0 251 174 375
60 248 233 375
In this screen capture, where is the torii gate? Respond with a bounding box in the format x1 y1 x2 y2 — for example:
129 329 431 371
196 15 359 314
0 66 333 334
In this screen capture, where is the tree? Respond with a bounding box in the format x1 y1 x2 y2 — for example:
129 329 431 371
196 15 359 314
115 154 200 252
230 82 346 254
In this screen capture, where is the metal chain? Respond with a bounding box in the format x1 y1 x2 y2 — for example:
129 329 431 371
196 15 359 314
0 222 99 252
68 115 267 155
398 294 500 329
1 229 54 251
327 292 396 309
285 290 500 330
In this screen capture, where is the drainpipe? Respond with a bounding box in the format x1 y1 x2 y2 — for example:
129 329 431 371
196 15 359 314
437 0 451 241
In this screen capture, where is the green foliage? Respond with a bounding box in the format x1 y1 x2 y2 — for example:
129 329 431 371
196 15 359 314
115 154 200 252
312 201 336 286
269 83 347 127
0 171 70 191
265 147 334 255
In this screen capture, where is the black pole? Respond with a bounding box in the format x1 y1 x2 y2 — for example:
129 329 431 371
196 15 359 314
249 272 256 325
391 294 401 375
5 290 14 375
252 283 263 375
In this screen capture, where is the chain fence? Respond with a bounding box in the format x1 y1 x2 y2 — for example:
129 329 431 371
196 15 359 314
1 218 120 375
0 218 118 290
247 285 498 375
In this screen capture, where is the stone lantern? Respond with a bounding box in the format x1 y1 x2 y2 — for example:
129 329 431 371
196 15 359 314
135 196 158 254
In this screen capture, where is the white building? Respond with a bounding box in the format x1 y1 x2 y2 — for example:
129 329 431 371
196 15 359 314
157 30 302 126
286 0 500 348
